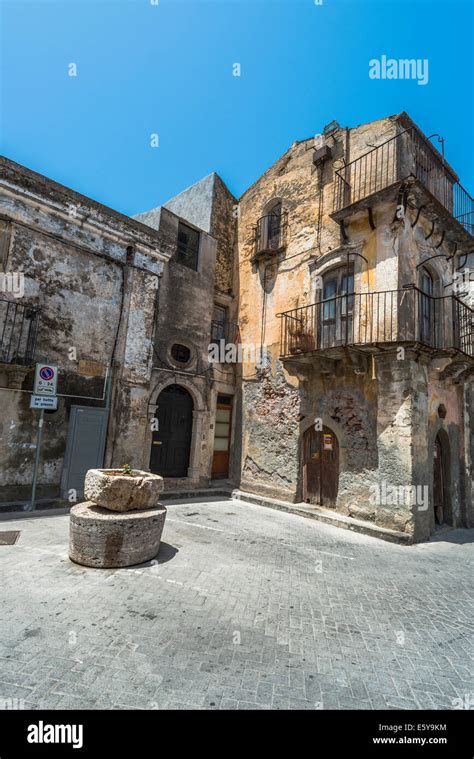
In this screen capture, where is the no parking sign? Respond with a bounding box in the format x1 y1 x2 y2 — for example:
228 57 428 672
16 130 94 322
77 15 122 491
34 363 58 396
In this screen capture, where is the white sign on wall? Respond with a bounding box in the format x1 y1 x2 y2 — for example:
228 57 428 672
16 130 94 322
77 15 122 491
30 395 58 410
34 364 58 396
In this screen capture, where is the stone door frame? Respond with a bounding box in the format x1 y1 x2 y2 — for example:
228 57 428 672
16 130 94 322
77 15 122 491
147 375 206 482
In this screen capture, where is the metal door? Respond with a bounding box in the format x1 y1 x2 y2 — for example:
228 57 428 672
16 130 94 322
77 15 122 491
150 385 193 477
61 406 108 499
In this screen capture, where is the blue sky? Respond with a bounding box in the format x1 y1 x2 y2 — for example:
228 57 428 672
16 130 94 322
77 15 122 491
1 0 473 215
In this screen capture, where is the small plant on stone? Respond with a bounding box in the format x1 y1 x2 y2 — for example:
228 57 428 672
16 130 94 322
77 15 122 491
121 463 133 476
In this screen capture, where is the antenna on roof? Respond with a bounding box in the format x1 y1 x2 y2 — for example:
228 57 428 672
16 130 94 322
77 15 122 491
323 120 340 135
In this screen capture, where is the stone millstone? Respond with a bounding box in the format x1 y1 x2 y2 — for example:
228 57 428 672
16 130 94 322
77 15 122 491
69 502 167 568
84 468 164 512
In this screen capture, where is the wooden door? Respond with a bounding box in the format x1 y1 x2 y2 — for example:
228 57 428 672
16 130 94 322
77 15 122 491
433 434 444 525
150 385 193 477
302 426 339 507
211 395 233 478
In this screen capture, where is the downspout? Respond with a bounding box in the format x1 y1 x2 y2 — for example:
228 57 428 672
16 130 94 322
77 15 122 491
103 249 129 467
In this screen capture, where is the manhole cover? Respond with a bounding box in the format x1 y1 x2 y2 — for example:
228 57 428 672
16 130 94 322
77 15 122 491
0 531 20 545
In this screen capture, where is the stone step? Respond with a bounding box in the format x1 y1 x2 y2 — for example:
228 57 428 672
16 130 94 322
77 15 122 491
161 488 233 501
232 489 414 545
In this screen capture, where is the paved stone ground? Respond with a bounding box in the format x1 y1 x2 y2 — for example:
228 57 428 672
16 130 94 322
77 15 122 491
0 499 473 710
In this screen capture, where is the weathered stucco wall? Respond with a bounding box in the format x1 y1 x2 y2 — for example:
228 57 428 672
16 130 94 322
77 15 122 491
0 159 168 501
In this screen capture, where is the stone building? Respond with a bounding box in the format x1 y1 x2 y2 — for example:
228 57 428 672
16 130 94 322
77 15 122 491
134 173 240 488
0 111 472 543
235 112 473 542
0 158 173 502
0 160 239 504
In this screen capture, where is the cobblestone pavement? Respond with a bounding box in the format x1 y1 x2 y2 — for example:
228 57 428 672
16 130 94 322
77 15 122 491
0 499 473 710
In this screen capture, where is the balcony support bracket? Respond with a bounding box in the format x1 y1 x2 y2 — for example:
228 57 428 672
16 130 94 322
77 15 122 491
448 243 457 262
435 230 446 250
411 205 425 228
425 221 435 241
416 252 449 270
393 187 408 223
368 207 376 230
340 220 349 242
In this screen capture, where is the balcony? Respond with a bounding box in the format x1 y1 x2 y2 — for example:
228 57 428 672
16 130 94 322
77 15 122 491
253 211 288 261
0 299 41 365
278 287 473 361
332 127 473 237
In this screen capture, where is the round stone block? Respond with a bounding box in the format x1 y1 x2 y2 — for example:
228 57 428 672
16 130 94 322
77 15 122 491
69 501 167 568
84 469 164 512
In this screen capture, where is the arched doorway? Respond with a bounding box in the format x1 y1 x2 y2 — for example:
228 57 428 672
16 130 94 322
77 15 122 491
302 425 339 507
433 431 451 526
150 385 193 477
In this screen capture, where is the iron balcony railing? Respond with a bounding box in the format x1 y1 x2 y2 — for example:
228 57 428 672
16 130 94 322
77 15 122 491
254 211 288 257
279 287 473 359
333 127 474 235
0 298 41 365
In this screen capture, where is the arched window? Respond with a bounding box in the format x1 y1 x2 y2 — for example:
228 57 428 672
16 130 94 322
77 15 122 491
255 199 285 254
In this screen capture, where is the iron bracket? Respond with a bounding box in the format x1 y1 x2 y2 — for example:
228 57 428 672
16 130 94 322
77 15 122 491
425 221 435 241
411 205 425 228
435 230 446 249
368 207 375 230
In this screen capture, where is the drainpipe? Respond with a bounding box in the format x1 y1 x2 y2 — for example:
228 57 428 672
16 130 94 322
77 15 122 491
103 252 128 467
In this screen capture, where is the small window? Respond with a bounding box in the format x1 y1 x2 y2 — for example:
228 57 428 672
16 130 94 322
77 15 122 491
438 404 447 419
256 200 284 254
176 222 200 271
211 305 227 341
171 343 191 364
266 201 282 249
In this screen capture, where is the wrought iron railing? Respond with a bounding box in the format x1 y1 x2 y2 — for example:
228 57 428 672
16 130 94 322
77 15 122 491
254 211 288 256
0 299 41 365
333 127 474 235
279 287 473 359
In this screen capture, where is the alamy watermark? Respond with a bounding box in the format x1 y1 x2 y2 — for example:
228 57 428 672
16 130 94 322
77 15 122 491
370 480 429 511
453 267 473 295
369 55 429 86
0 271 24 298
452 693 474 710
0 697 25 709
208 341 269 367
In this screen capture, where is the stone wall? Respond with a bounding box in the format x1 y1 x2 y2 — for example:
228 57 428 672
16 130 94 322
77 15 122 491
0 158 169 501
